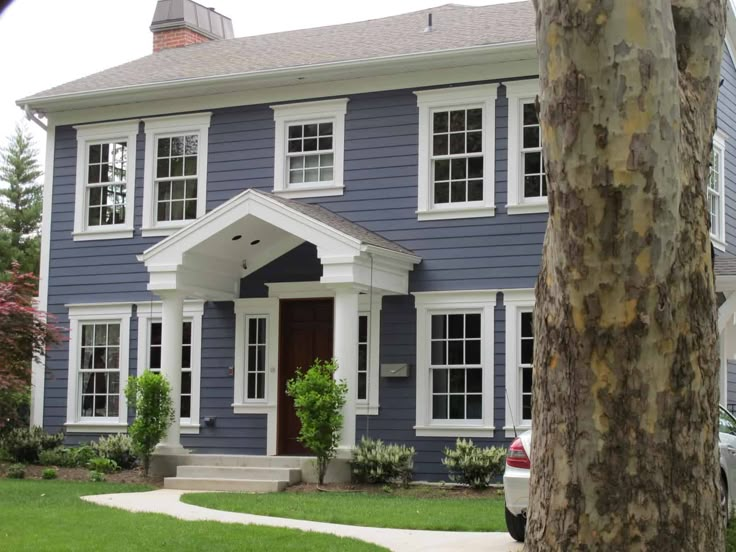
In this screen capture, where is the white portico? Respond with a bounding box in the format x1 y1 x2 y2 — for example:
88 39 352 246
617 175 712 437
138 189 420 456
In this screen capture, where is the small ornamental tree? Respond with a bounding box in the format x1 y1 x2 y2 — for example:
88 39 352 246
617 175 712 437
0 263 62 432
286 359 347 485
124 371 174 476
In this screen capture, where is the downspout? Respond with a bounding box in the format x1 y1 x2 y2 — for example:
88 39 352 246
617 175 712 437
24 104 47 131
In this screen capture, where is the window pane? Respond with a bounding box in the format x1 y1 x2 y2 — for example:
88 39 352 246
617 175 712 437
185 135 198 155
170 157 183 177
358 373 367 401
304 138 318 151
157 138 171 157
448 340 464 365
318 137 332 150
449 395 465 419
433 111 448 133
448 314 464 339
465 340 481 365
450 133 465 155
521 338 534 365
466 131 482 153
247 373 257 399
106 348 119 369
451 158 466 180
466 314 481 338
521 312 533 338
171 136 184 156
523 103 537 125
432 368 448 393
434 159 450 182
89 144 101 164
180 395 191 419
431 315 446 339
522 366 533 393
449 369 465 393
467 368 482 393
467 108 482 130
82 325 94 346
433 134 448 156
434 181 449 204
450 110 466 131
171 201 184 221
523 126 540 149
288 139 302 153
359 315 368 342
524 151 542 175
467 395 482 419
522 394 532 420
181 371 192 394
184 157 197 176
431 341 446 365
304 124 318 137
318 122 333 135
256 373 265 399
95 325 107 345
288 125 302 139
257 318 267 344
433 395 448 419
524 175 541 198
150 346 161 370
468 158 483 181
88 164 100 184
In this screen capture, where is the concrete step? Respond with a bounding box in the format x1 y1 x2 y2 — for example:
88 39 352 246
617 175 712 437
164 477 289 492
176 465 302 484
176 454 307 469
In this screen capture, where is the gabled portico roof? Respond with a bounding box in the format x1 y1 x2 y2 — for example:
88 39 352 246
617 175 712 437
139 189 420 299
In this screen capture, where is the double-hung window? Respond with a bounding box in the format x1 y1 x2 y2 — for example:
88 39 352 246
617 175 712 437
415 85 497 221
710 131 727 250
66 303 132 432
73 122 138 240
356 294 381 415
506 79 549 214
272 99 348 198
142 113 211 236
245 315 268 400
414 291 495 437
136 301 203 432
504 289 535 436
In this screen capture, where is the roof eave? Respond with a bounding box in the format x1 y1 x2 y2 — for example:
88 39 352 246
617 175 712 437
17 40 537 114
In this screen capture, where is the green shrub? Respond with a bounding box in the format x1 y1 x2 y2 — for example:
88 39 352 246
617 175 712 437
38 447 71 467
0 427 64 463
87 457 119 474
71 445 95 466
88 470 105 482
41 468 57 480
351 437 415 486
286 359 347 485
442 438 506 489
92 434 136 469
125 371 174 476
0 388 30 436
6 463 25 479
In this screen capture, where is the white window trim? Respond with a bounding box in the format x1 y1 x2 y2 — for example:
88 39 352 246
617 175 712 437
136 300 204 434
413 290 496 437
503 288 535 437
142 113 211 237
73 121 139 241
414 84 497 221
233 297 280 455
712 130 727 251
505 79 549 215
64 303 132 433
271 99 348 199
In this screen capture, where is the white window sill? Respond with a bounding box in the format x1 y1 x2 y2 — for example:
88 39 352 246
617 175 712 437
273 185 344 199
72 228 134 241
504 425 531 438
417 206 496 221
141 223 192 238
232 403 276 415
180 424 200 435
65 422 128 433
506 203 548 215
414 425 495 438
712 236 727 252
357 404 380 416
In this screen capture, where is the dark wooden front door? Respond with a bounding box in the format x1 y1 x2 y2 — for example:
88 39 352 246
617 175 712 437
278 298 334 455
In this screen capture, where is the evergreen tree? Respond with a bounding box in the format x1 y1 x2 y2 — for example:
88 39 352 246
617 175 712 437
0 124 43 275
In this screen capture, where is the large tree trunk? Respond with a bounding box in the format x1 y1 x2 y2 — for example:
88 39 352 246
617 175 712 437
526 1 726 549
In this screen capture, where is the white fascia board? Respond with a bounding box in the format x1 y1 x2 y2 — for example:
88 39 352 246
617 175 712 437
19 42 537 115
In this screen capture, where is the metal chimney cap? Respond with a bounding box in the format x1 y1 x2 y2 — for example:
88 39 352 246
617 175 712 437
150 0 234 41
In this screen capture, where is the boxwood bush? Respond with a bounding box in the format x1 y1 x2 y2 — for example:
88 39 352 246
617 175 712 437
442 438 506 489
0 427 63 463
352 437 415 486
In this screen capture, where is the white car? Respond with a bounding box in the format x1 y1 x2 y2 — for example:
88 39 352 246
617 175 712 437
502 406 736 543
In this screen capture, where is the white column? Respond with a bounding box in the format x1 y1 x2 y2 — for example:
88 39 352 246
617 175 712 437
333 286 360 455
156 292 186 454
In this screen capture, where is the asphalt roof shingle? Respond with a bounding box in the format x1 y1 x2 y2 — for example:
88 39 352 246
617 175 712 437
22 2 535 101
259 190 416 257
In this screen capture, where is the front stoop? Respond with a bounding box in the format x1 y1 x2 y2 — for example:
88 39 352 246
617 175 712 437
163 455 303 492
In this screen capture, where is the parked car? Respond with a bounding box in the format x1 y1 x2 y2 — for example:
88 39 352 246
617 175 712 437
503 406 736 542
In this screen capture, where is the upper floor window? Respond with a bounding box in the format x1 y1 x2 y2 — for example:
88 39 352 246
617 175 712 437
142 113 211 237
710 131 727 250
415 85 497 221
73 121 139 241
271 99 348 199
506 80 548 215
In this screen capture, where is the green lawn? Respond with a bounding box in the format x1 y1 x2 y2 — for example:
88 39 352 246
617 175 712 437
0 480 386 551
183 489 507 532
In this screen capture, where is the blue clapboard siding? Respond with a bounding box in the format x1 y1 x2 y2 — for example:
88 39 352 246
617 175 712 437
728 361 736 412
42 48 736 478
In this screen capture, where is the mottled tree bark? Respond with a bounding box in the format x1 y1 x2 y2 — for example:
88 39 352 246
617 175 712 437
526 1 726 550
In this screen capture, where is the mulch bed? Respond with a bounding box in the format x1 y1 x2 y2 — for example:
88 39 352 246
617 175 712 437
0 463 163 486
285 482 504 499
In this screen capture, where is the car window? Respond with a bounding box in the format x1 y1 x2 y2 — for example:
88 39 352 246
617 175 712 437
719 408 736 436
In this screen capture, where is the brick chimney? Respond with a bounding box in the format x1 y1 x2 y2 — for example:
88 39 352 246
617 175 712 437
151 0 233 52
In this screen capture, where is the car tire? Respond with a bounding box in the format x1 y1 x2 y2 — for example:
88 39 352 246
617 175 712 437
505 505 526 542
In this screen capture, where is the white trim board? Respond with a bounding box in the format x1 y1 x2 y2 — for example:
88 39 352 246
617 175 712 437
502 288 535 438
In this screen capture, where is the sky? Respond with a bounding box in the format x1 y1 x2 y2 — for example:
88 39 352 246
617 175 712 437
0 0 514 171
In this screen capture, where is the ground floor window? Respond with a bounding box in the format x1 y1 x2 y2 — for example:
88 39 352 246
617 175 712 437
504 289 536 436
147 320 193 418
414 291 495 437
66 303 132 432
245 315 267 400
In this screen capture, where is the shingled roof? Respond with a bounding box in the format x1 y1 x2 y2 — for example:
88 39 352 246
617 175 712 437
20 2 535 103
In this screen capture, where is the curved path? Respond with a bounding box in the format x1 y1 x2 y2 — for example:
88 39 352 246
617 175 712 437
82 489 523 552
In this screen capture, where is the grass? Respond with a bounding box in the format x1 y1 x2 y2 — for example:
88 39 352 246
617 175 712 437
0 480 386 551
182 488 507 532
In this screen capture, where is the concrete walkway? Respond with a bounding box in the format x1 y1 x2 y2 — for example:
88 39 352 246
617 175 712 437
82 489 523 552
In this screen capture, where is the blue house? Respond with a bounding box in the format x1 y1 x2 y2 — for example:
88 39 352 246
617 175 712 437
17 0 736 486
